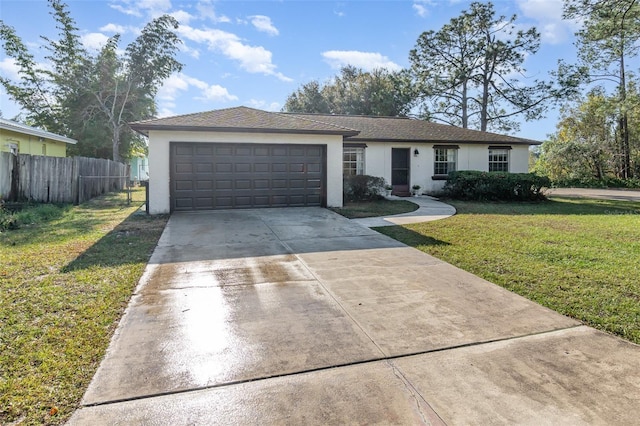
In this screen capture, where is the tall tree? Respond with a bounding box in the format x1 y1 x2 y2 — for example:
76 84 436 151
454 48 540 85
535 85 640 182
0 0 182 162
283 66 414 117
563 0 640 178
283 80 330 113
409 1 559 133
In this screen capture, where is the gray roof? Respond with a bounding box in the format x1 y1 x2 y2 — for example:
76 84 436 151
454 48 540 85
130 106 359 137
0 118 77 145
130 106 540 145
287 113 540 145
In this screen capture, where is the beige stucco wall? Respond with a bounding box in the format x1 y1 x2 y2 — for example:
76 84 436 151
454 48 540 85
365 142 532 194
147 130 344 214
0 128 68 157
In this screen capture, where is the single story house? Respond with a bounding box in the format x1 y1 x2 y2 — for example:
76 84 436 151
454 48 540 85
130 106 540 214
129 154 149 183
0 118 77 157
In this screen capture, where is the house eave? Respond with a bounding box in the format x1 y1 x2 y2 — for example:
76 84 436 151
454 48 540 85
130 124 359 138
0 119 77 145
345 137 540 146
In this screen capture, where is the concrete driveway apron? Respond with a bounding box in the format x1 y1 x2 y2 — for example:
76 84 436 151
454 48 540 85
70 207 640 425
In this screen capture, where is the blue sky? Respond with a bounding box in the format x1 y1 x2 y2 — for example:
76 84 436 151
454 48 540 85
1 0 585 141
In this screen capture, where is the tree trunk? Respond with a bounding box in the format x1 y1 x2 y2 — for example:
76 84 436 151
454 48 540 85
461 81 468 128
480 77 489 132
619 31 631 178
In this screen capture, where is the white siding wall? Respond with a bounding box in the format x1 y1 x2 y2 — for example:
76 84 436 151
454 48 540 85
364 143 532 194
147 130 344 214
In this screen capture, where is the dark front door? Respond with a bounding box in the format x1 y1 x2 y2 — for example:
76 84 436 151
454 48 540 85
391 148 410 196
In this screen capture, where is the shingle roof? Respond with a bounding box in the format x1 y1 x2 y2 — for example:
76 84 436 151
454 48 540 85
0 118 77 145
129 106 540 145
130 106 359 137
287 113 540 145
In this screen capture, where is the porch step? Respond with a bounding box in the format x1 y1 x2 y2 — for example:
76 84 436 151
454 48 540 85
392 184 411 197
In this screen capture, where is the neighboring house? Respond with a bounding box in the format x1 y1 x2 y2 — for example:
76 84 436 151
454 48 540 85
130 106 540 214
129 155 149 182
0 118 77 157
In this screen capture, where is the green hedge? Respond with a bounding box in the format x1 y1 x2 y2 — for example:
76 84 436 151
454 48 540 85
343 175 385 202
444 171 550 201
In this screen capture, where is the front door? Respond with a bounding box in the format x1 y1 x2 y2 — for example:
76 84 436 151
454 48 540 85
391 148 410 196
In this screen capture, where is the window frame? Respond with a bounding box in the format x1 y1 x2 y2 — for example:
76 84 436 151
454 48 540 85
488 146 511 172
433 145 458 179
343 146 366 176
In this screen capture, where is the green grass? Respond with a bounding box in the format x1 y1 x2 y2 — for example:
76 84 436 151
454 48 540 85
376 197 640 345
330 198 419 218
0 188 168 425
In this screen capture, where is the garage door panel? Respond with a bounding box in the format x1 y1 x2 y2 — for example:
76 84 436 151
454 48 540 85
175 145 193 155
235 180 251 190
289 163 305 173
195 145 213 155
175 180 193 191
235 163 252 173
215 163 232 173
175 163 193 173
171 142 326 211
196 180 213 190
195 163 213 173
255 163 270 173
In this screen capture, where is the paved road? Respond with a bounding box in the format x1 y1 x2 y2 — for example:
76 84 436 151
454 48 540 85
548 187 640 201
69 208 640 425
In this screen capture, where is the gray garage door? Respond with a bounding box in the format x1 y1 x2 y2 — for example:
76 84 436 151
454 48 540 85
170 142 326 211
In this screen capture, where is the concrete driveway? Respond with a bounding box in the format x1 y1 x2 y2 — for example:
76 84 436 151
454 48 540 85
69 208 640 425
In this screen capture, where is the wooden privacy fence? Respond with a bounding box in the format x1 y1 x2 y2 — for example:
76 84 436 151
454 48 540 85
0 152 128 204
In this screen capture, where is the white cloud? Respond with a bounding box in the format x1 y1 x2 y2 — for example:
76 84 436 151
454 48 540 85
196 0 231 23
178 25 292 81
100 23 127 33
171 10 194 25
322 50 402 72
412 0 433 18
0 58 21 80
109 0 172 18
517 0 578 44
248 99 280 111
249 15 279 36
81 33 110 51
158 72 238 104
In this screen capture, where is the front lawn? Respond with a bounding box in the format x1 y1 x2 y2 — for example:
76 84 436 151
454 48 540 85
330 198 419 218
376 197 640 344
0 189 168 425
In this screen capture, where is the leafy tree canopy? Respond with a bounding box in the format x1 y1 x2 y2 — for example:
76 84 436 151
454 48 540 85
560 0 640 178
0 0 182 162
534 84 640 182
283 65 415 117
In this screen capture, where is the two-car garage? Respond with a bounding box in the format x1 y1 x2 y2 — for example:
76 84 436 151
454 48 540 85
130 106 355 214
170 142 326 211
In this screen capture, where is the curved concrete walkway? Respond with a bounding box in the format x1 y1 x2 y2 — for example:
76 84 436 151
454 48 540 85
352 195 456 228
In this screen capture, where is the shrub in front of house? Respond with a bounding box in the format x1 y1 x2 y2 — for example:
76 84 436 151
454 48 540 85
444 170 550 201
343 175 385 202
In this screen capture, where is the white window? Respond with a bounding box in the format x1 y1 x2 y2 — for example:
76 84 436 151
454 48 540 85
343 146 365 176
489 148 510 172
434 147 457 176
